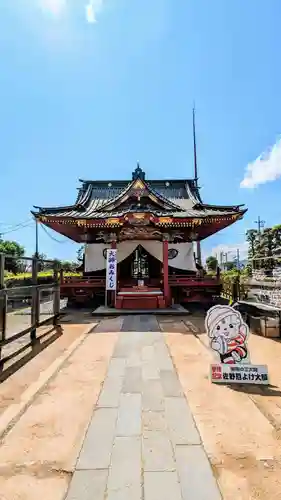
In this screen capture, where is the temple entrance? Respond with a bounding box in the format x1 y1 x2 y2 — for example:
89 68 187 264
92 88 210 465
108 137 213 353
132 246 149 280
116 245 164 309
118 245 161 288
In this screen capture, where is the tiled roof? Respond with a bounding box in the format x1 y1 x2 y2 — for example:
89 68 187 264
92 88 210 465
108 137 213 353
33 176 245 219
33 204 245 220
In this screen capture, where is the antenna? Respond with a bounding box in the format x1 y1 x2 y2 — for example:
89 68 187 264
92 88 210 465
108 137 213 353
192 104 202 266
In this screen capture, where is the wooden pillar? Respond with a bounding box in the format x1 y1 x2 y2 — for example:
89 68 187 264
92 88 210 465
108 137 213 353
163 235 170 307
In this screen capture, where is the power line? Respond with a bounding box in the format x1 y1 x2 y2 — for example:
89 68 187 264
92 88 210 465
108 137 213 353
0 220 34 237
40 223 68 244
5 218 32 227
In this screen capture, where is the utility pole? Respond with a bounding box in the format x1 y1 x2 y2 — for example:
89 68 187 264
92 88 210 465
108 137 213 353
224 252 228 271
192 104 202 266
236 248 240 270
254 216 265 234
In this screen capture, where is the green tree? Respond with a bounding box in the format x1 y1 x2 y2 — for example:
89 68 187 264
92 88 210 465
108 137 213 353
225 261 236 271
32 252 47 271
61 260 77 272
206 256 218 272
77 245 84 262
0 240 25 273
246 229 258 270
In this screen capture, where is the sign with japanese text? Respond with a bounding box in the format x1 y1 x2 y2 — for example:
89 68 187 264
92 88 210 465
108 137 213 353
206 304 269 385
106 249 117 291
210 364 269 385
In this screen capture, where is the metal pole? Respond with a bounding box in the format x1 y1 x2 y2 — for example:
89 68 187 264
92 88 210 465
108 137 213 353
236 248 240 270
0 254 6 362
35 218 39 258
254 216 265 234
31 257 38 342
53 261 61 325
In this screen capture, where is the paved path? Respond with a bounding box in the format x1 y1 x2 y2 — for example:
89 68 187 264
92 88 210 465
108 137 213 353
2 313 281 499
65 323 221 500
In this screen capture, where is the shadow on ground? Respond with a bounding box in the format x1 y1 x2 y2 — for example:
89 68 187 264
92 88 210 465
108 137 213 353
229 383 281 398
0 326 63 383
60 309 96 325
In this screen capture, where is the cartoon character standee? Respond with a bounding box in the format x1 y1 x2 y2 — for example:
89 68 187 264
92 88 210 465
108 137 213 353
205 305 250 364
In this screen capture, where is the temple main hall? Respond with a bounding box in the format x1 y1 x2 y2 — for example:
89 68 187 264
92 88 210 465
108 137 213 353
32 165 246 310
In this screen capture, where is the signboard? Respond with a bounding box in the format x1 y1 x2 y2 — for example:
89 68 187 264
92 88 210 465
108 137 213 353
205 304 269 385
210 364 269 384
106 249 117 291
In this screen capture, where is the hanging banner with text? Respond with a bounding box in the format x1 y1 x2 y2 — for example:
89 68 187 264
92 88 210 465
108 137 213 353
106 249 117 291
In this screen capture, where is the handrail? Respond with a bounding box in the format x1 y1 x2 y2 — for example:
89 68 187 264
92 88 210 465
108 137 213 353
168 275 220 282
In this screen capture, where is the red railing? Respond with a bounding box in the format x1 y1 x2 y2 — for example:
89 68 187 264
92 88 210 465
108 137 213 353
168 274 221 287
61 276 105 288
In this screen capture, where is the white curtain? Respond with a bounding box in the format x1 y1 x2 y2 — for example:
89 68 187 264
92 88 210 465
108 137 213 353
85 241 196 272
141 241 195 271
167 242 196 271
85 242 139 272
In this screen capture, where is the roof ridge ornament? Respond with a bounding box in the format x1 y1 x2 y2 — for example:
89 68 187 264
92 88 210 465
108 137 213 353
132 163 145 181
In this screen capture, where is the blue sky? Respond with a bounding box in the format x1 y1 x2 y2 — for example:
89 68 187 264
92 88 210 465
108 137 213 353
1 0 281 262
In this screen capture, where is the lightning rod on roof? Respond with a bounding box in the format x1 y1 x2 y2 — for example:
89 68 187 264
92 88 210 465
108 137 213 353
192 103 202 266
193 104 198 186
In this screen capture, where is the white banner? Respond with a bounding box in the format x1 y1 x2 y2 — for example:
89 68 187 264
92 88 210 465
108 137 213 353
85 241 196 272
106 249 117 290
210 364 269 385
85 242 138 272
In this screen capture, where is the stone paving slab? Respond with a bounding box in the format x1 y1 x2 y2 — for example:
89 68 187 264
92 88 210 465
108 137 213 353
122 366 142 393
142 379 165 412
175 445 222 500
164 397 201 446
122 315 160 332
96 375 123 408
144 471 183 500
142 429 176 471
67 325 221 499
106 436 142 500
65 470 108 500
77 408 118 470
107 358 127 378
160 369 184 397
116 394 142 436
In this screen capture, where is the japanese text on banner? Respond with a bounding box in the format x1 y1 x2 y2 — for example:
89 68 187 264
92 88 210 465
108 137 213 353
210 364 269 385
106 249 117 291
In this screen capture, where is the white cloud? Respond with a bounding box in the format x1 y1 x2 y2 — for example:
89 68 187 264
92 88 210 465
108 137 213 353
39 0 66 16
240 137 281 189
85 0 104 23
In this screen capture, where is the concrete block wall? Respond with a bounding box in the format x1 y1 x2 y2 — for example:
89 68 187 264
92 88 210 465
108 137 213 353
252 268 281 281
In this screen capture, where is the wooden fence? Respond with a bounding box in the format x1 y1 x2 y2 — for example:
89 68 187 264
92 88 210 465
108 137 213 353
220 275 248 303
0 254 61 378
